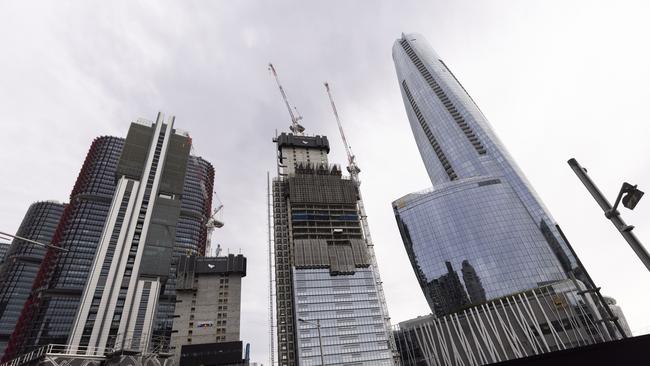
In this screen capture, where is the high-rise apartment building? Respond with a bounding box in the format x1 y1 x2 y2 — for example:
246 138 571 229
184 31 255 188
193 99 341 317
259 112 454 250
391 32 613 318
2 114 214 363
0 201 66 355
171 254 247 365
67 114 191 354
272 132 394 366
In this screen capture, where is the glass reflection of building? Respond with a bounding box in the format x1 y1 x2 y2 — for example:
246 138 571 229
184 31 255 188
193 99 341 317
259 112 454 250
391 33 593 317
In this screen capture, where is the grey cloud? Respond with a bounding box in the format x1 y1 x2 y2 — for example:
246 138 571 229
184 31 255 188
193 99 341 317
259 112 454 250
1 1 649 363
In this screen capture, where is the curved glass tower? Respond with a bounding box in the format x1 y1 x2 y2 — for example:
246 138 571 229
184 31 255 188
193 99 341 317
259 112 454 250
3 121 214 361
2 136 125 361
392 33 585 316
0 201 66 355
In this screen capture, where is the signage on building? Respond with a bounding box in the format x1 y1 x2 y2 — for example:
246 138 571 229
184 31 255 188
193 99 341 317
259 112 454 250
197 321 214 328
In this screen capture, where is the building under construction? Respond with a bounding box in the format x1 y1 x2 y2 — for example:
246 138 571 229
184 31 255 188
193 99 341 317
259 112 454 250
268 64 396 365
272 132 394 366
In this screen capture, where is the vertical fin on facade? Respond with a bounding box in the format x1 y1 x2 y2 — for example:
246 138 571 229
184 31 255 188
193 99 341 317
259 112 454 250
402 80 457 181
399 38 487 156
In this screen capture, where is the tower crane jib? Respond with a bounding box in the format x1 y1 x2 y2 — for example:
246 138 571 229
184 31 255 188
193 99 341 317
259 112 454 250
268 63 305 135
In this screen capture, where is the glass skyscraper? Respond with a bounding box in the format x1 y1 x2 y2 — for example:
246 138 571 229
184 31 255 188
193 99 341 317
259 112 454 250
2 136 125 362
0 242 9 263
0 201 66 355
2 116 214 362
391 33 595 317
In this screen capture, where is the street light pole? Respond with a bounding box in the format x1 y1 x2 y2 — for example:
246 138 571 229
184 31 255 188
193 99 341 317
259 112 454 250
567 158 650 271
298 318 325 366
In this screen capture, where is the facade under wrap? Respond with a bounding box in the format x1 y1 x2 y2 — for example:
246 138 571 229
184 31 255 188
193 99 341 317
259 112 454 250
273 132 394 366
391 33 598 318
0 201 66 355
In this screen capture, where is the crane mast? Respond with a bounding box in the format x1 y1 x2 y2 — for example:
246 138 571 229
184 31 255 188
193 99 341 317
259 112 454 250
323 82 400 365
268 63 305 135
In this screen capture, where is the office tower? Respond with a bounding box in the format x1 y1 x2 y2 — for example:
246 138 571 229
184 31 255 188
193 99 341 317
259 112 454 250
0 201 66 355
2 135 125 362
66 114 191 354
171 253 247 365
391 33 610 319
152 155 215 351
3 115 214 363
0 242 9 263
272 132 394 366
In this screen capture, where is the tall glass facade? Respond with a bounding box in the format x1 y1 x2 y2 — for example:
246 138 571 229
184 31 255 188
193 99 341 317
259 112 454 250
294 268 393 366
2 136 125 361
3 131 213 361
0 201 66 355
392 33 586 317
0 243 9 263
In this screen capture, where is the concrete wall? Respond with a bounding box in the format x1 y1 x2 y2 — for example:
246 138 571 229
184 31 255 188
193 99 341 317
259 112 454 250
171 272 242 364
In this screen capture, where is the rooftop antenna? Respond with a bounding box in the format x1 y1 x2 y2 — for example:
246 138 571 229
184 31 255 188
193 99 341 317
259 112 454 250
324 82 400 363
268 63 305 135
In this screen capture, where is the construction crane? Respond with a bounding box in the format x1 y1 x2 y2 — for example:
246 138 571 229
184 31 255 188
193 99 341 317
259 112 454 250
324 82 401 365
205 202 224 256
188 149 224 257
268 63 305 135
324 82 360 177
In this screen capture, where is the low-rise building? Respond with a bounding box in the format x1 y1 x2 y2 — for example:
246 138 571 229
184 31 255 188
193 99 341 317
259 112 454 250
171 254 247 365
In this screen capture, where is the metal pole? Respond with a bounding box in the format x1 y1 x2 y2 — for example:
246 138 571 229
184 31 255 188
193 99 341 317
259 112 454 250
316 319 325 366
568 158 650 271
556 224 627 339
299 318 325 365
0 230 68 252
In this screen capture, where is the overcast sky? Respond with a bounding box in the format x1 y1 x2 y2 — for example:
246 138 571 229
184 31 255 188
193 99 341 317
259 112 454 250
1 1 649 363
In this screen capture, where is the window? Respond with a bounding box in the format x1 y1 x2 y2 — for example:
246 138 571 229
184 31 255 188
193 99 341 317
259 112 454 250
400 38 486 156
402 80 457 181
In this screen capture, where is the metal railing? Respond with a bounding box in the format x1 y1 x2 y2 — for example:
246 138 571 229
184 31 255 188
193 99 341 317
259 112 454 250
0 344 113 366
